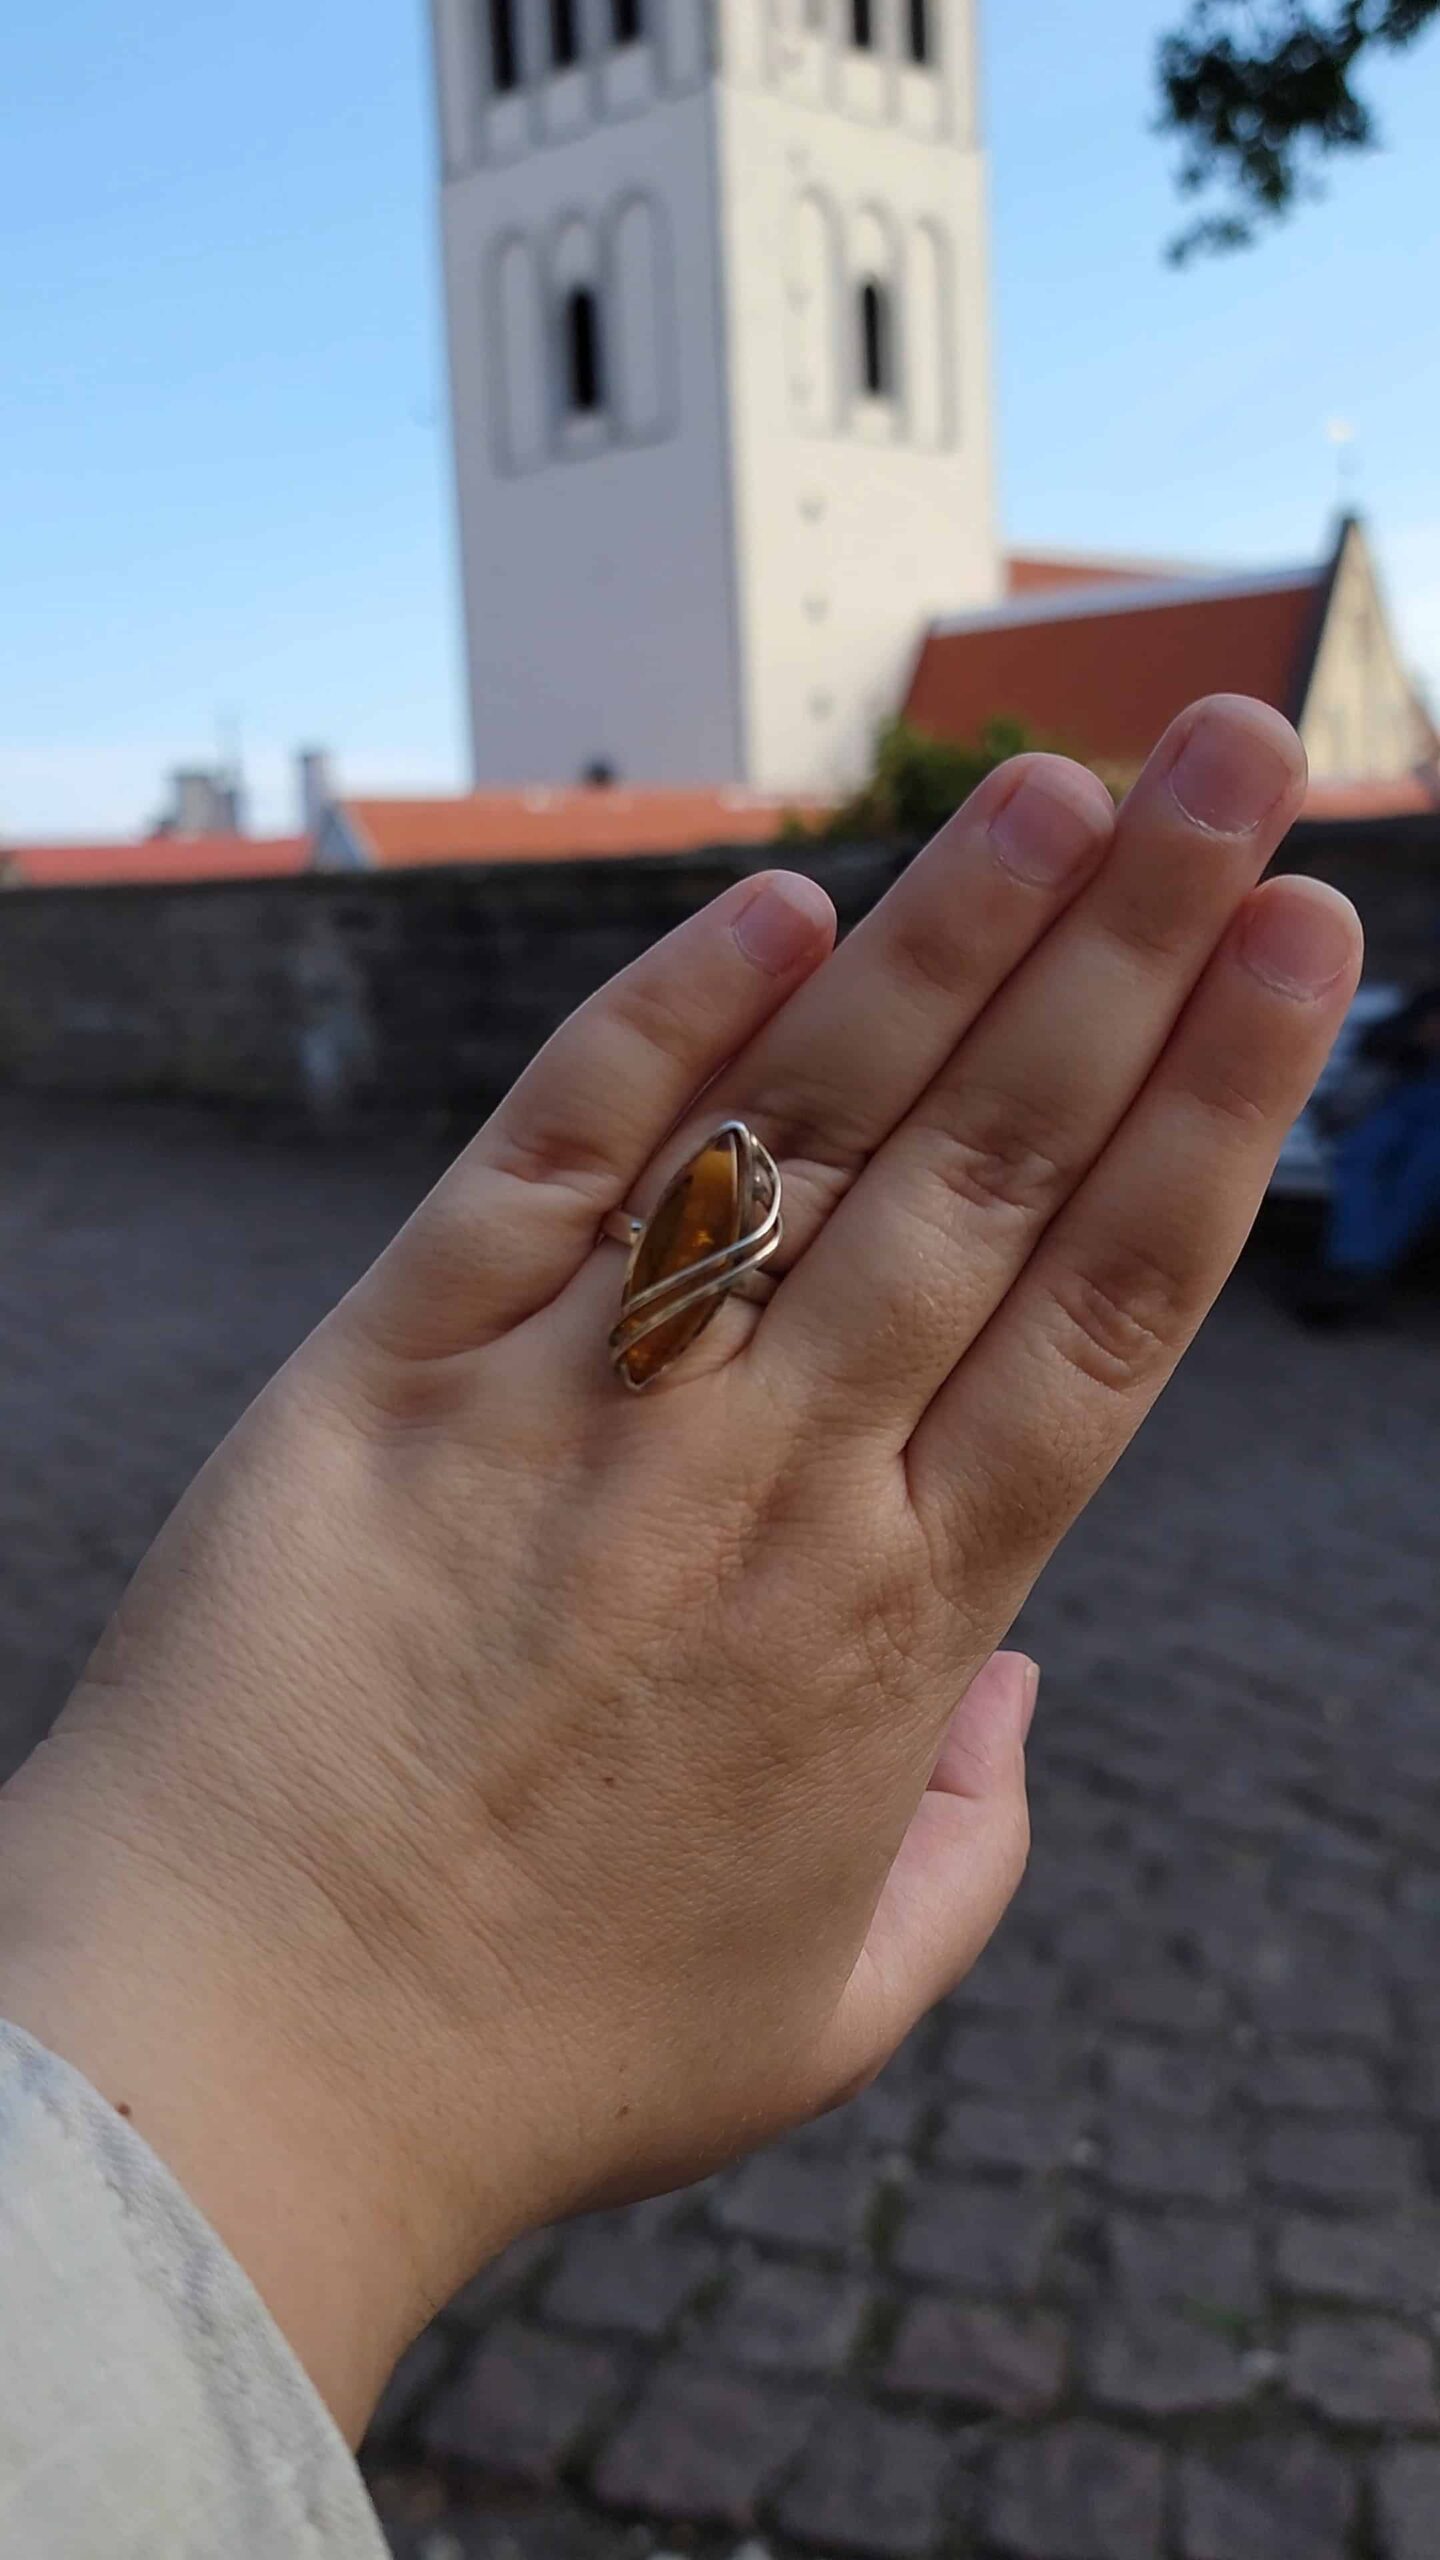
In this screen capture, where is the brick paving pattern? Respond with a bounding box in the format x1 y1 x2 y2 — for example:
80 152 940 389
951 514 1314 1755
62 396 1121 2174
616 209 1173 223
2 1096 1439 2560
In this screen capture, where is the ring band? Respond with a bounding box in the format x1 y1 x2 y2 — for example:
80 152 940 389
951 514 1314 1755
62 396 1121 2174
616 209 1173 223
604 1121 782 1391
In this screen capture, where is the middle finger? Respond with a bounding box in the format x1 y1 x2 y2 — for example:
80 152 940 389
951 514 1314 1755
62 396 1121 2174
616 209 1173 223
758 694 1307 1424
622 753 1116 1257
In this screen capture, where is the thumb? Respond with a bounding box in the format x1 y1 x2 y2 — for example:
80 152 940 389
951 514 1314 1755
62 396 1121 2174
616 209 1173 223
829 1651 1036 2085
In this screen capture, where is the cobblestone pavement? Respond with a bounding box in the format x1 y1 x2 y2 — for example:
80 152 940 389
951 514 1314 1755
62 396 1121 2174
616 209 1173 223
3 1097 1440 2560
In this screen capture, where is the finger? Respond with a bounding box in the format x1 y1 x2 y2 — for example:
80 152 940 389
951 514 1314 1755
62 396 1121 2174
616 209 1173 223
540 758 1110 1403
348 871 834 1357
909 878 1362 1605
761 695 1308 1423
823 1653 1036 2085
620 758 1114 1262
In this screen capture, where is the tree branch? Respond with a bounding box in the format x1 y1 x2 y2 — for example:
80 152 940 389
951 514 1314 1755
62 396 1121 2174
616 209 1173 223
1157 0 1439 259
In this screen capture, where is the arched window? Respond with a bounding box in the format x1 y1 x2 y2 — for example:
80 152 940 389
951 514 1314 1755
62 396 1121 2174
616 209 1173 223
550 0 579 68
488 0 519 93
492 234 546 471
907 220 952 447
609 194 673 441
564 285 605 415
858 278 892 398
787 189 841 434
907 0 933 64
850 0 875 48
612 0 644 43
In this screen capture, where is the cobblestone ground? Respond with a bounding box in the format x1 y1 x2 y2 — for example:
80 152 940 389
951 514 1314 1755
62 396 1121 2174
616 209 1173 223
3 1097 1440 2560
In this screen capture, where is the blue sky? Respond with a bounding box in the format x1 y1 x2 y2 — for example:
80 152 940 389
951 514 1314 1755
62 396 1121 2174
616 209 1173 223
3 2 1439 836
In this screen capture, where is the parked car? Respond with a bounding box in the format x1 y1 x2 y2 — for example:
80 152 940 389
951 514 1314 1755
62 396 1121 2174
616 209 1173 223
1269 983 1401 1202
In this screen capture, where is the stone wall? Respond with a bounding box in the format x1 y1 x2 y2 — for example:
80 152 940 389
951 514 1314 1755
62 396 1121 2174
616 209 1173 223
0 819 1433 1117
0 842 906 1117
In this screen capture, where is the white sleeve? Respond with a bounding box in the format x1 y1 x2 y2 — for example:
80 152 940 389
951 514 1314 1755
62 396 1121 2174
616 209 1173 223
0 2019 390 2559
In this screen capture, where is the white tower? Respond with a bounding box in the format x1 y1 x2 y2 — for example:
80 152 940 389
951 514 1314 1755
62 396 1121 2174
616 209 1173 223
431 0 1001 793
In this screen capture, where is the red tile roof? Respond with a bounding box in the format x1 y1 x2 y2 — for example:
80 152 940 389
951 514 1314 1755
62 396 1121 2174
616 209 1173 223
342 787 823 868
1005 550 1200 598
2 835 307 889
905 571 1324 772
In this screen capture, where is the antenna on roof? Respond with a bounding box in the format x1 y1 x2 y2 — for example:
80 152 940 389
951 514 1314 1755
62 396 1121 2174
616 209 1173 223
1325 418 1359 505
215 709 248 835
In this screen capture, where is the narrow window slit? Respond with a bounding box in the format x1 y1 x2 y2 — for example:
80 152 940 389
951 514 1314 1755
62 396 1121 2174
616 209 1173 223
550 0 580 69
565 287 605 415
859 279 891 398
488 0 519 92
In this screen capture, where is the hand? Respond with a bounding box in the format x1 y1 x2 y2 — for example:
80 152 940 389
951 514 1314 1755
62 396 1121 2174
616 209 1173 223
0 697 1361 2439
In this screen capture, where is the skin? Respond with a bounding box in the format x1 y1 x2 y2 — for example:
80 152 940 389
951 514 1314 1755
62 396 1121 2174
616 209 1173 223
0 695 1360 2444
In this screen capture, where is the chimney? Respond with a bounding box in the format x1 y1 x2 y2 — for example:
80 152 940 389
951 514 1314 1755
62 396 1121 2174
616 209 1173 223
297 748 336 835
171 769 232 837
221 773 247 834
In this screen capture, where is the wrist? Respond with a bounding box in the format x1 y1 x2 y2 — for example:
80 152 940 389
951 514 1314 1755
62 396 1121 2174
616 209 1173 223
0 1719 526 2441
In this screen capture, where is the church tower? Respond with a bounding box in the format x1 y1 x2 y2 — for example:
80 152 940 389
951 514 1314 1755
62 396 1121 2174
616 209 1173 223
431 1 1001 794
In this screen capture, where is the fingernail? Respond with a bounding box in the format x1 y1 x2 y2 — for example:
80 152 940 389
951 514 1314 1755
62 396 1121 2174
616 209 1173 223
1021 1657 1041 1740
1240 885 1358 999
733 876 830 976
991 771 1111 886
1168 706 1300 835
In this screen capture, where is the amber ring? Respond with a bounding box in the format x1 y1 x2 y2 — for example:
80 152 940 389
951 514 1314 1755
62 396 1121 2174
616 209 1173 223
603 1120 782 1392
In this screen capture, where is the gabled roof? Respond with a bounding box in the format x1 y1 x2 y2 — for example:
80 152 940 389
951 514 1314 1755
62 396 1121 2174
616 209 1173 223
1005 548 1207 598
337 786 823 868
906 568 1326 770
1 835 307 890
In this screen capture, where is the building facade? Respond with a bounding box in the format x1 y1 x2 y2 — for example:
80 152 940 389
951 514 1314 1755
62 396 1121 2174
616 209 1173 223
431 0 1001 793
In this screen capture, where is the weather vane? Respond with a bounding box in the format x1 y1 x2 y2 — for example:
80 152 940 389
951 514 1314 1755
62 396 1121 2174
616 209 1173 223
1325 418 1359 502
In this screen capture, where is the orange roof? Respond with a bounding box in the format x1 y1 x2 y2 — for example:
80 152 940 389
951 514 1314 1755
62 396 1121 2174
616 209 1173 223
906 571 1324 770
1005 550 1201 598
2 834 307 889
342 787 823 868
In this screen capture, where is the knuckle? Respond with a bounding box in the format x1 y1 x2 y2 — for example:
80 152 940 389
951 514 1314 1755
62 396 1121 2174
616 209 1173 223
1098 888 1207 972
914 1082 1071 1224
1188 1071 1272 1138
763 1097 873 1186
883 909 978 1007
608 971 705 1069
333 1325 469 1436
482 1119 619 1204
730 1081 875 1218
1043 1241 1192 1394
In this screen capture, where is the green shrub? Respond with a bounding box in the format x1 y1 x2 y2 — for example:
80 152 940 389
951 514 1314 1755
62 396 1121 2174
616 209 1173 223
823 716 1041 842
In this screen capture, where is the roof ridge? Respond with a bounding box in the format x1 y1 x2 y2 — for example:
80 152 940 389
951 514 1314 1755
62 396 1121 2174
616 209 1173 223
932 564 1323 641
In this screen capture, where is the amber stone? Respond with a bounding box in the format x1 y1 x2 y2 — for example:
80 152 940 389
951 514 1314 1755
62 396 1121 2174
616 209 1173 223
619 1131 743 1387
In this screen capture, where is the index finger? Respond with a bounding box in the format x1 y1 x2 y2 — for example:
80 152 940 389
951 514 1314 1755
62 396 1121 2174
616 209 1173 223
351 871 834 1360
